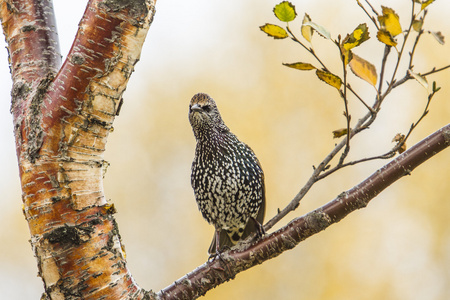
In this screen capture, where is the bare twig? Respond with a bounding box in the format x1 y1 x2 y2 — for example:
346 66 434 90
286 26 330 72
383 1 417 98
336 40 351 165
347 84 376 113
356 0 379 30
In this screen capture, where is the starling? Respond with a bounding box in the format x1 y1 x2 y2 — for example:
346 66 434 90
189 93 265 255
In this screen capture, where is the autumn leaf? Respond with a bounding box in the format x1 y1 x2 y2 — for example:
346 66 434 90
349 54 377 87
342 23 370 50
301 13 313 43
316 70 342 90
392 133 404 143
283 62 316 70
408 70 428 90
341 48 353 65
421 0 435 11
378 6 402 36
392 133 407 154
429 31 445 45
332 128 348 138
260 24 288 39
303 21 331 40
412 19 423 32
377 29 397 46
273 1 297 22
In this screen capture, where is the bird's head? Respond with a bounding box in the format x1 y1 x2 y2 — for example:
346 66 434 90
189 93 229 138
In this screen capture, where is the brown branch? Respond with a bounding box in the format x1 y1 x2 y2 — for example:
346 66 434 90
158 124 450 299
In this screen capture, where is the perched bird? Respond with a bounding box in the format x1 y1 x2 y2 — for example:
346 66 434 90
189 93 265 255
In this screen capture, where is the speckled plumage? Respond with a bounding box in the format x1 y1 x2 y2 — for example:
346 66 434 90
189 93 265 255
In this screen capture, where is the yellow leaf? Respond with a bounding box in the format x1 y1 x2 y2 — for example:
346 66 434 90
408 70 428 90
273 1 297 22
301 13 313 43
283 62 316 70
378 6 402 36
342 23 370 50
341 48 353 65
421 0 435 11
377 29 397 46
349 54 377 87
260 23 288 39
332 128 348 138
316 70 342 90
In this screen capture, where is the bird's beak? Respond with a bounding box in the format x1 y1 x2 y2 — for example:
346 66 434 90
191 104 202 113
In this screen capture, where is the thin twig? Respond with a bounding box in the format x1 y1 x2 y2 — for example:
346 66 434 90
347 84 376 113
357 0 379 30
316 84 439 180
408 10 427 70
337 40 351 165
375 45 391 110
287 25 330 72
383 1 416 98
391 64 450 89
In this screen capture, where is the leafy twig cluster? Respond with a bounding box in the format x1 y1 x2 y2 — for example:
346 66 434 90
260 0 449 230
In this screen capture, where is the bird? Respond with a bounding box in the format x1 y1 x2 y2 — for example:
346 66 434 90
188 92 265 255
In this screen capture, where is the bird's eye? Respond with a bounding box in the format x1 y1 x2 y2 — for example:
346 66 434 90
202 105 211 112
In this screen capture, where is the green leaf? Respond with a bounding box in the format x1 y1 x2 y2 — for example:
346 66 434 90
303 21 331 40
432 81 441 93
342 23 370 50
412 19 423 32
332 128 348 138
301 13 313 43
273 1 297 22
260 24 288 39
283 62 316 70
316 70 342 90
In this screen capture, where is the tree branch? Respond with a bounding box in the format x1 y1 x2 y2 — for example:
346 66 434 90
158 124 450 299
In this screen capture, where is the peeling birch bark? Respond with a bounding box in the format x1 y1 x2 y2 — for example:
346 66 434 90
1 0 156 299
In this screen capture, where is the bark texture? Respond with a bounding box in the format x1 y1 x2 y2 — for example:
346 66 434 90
1 0 156 299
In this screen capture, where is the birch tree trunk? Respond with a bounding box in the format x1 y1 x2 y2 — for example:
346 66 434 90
1 0 156 298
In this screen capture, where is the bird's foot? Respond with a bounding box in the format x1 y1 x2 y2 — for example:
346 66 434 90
251 216 265 239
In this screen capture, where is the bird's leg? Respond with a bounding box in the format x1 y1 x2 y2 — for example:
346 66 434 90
208 228 224 262
250 216 265 239
215 228 221 254
207 228 234 276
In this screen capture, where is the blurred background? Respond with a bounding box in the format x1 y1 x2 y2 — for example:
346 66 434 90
0 0 449 299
